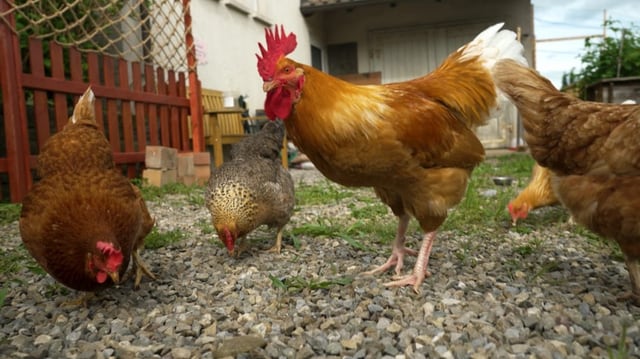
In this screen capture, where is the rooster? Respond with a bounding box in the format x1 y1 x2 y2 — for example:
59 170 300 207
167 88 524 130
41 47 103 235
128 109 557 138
508 162 560 225
205 120 295 256
494 59 640 303
19 88 155 300
256 24 526 291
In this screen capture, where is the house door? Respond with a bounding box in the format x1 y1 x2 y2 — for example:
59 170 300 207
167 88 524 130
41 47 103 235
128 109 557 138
369 22 520 149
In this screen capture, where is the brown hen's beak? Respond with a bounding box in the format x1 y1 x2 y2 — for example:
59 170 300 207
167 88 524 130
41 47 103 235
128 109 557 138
263 80 276 92
108 271 120 284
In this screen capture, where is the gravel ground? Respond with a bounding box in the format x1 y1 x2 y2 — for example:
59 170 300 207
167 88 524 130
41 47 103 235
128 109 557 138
1 167 640 358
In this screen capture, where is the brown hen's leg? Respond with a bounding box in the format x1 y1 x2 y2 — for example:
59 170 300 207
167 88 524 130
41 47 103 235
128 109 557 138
132 249 156 289
363 214 417 276
265 226 285 254
618 256 640 305
384 231 436 293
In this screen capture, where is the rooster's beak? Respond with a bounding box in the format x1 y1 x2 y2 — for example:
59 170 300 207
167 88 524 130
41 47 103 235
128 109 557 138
263 81 277 92
108 271 120 284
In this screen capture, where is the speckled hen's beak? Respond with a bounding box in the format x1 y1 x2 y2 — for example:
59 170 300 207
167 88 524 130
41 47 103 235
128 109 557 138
263 81 276 92
108 271 120 284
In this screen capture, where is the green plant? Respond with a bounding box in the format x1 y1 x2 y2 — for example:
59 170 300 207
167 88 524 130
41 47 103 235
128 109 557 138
0 203 21 225
295 181 354 206
144 227 185 249
196 218 214 235
607 324 630 359
268 274 353 293
133 179 204 203
563 19 640 98
348 202 389 219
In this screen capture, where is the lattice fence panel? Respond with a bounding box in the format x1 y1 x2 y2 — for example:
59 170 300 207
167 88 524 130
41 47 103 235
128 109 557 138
0 0 192 71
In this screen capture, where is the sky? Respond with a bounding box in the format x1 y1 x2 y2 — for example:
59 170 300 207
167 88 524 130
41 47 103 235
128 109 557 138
531 0 637 89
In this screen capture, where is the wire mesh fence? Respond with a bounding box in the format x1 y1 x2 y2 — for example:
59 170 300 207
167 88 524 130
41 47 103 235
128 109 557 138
0 0 192 71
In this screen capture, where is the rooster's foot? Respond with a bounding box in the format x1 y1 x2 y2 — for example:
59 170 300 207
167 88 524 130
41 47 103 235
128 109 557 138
362 246 418 277
383 271 429 293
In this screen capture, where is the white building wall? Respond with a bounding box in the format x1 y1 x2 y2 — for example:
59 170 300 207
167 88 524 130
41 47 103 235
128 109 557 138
190 0 311 115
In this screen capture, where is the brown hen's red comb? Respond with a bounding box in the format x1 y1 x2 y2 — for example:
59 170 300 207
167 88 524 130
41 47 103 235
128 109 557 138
256 25 297 81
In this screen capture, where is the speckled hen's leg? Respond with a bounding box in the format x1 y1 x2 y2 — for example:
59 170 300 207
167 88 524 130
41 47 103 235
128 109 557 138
265 226 285 254
383 231 436 293
363 215 417 276
618 256 640 305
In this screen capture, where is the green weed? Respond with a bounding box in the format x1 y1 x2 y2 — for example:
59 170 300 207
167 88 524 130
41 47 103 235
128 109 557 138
144 227 186 249
0 203 21 225
268 274 353 293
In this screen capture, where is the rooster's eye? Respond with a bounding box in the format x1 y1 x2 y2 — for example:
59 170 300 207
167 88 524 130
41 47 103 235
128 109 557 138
283 66 291 74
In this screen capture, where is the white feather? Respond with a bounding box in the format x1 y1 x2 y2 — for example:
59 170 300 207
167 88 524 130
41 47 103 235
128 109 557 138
461 23 528 69
461 23 528 120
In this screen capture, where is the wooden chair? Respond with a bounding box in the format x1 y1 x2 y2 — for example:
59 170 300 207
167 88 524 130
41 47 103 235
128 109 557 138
190 88 287 168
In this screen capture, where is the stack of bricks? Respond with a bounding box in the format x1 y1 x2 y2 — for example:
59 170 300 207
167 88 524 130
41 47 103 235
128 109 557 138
143 146 211 186
176 151 212 186
143 146 178 187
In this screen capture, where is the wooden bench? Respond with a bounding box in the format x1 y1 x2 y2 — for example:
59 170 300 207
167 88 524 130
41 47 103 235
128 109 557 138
190 88 287 168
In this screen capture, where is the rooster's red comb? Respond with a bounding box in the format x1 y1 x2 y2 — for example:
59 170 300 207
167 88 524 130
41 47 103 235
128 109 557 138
256 25 297 80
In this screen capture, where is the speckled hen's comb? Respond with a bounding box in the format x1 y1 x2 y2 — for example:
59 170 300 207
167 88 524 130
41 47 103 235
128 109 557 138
256 25 297 81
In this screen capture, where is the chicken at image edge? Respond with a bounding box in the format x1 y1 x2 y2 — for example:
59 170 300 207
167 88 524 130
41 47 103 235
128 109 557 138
19 88 156 302
494 59 640 303
205 119 295 256
256 23 526 291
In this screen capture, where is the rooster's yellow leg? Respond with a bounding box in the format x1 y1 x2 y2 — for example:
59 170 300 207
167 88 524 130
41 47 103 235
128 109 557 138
384 231 436 293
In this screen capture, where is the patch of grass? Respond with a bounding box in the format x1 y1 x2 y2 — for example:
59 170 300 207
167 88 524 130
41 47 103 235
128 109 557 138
528 260 559 283
348 202 388 219
295 181 355 206
607 325 630 359
291 218 397 251
268 274 353 293
0 245 45 307
0 287 7 307
144 227 186 249
514 238 544 257
0 245 43 277
0 203 21 225
443 153 535 232
133 179 204 203
196 218 214 235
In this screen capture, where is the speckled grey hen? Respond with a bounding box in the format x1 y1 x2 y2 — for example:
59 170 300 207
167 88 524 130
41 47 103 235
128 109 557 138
205 120 294 256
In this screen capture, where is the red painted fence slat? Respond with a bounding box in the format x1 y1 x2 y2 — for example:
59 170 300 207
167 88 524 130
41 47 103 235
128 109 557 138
28 38 51 153
0 0 202 202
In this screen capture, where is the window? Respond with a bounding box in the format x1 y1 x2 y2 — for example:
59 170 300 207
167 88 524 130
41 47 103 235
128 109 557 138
311 45 322 70
327 42 357 75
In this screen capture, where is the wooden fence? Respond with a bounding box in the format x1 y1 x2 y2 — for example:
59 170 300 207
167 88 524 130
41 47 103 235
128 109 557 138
0 0 204 203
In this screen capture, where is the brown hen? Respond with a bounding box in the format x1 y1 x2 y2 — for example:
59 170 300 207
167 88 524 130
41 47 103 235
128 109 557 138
19 88 155 297
205 120 294 256
494 59 640 303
